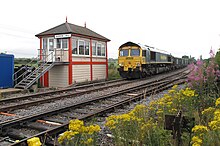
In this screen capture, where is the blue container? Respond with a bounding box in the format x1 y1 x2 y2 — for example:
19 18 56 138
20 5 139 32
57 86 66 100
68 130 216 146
0 54 14 88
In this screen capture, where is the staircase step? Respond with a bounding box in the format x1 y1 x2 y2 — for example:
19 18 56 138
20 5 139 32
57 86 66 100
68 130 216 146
22 81 31 83
19 82 28 85
26 78 35 81
14 62 55 89
15 85 25 89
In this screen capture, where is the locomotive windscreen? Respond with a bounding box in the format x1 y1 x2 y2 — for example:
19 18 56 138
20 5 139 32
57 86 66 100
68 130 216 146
130 49 140 56
119 49 129 56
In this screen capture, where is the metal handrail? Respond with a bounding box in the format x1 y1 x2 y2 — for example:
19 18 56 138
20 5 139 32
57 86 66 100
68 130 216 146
14 48 66 88
13 57 39 85
37 48 65 62
14 51 54 88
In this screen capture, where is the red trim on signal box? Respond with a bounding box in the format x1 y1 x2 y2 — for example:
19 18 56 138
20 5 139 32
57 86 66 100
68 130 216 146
68 38 73 85
44 71 49 87
90 39 93 81
40 38 42 60
106 42 108 79
39 37 43 86
72 61 106 65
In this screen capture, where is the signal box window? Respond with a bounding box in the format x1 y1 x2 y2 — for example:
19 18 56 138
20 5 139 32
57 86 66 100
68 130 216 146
131 49 140 56
62 39 68 49
43 38 47 49
56 39 61 48
49 39 54 50
85 41 90 55
97 44 101 56
120 50 129 56
92 42 96 55
101 44 105 56
79 40 85 55
72 38 78 54
56 38 68 49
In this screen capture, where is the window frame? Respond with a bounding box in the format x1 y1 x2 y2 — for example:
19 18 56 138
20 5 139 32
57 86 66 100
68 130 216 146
56 38 68 50
130 48 140 56
119 49 129 56
73 39 90 57
97 43 102 56
72 38 78 55
92 41 97 56
85 40 90 56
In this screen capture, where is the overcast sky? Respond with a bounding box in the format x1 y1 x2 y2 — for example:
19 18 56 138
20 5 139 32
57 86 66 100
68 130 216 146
1 0 220 59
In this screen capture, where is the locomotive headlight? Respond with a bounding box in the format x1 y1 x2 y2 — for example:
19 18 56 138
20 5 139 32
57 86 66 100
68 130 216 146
136 62 141 67
119 63 124 66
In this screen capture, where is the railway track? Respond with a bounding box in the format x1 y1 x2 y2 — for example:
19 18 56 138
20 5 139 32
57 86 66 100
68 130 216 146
0 68 188 114
0 68 189 146
0 79 132 112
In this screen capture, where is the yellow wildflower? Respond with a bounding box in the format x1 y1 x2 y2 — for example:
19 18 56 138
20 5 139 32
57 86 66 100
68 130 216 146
192 125 208 134
202 107 215 115
87 125 101 134
156 109 163 115
58 131 79 144
216 97 220 107
169 108 177 113
214 109 220 120
182 88 195 97
191 136 202 145
82 138 93 145
119 114 131 121
69 119 84 131
209 120 220 130
105 119 116 129
168 89 175 94
172 85 178 89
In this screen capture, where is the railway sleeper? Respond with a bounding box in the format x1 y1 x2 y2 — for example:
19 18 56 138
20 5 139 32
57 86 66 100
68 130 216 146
6 129 28 140
42 117 67 124
27 122 56 131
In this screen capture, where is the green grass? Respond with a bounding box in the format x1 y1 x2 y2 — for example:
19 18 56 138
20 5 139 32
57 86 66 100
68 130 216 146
108 61 121 80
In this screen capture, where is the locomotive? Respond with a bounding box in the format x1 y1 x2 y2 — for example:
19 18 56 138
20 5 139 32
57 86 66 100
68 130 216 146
118 42 189 79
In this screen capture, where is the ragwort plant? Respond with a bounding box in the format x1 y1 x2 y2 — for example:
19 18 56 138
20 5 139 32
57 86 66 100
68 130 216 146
105 104 171 146
58 119 100 146
191 97 220 146
105 86 198 146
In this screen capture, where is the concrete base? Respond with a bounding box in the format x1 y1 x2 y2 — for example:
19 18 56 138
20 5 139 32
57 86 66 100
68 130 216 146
0 88 23 99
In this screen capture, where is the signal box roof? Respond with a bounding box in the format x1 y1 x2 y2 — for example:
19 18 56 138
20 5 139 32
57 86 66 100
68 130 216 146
36 22 110 42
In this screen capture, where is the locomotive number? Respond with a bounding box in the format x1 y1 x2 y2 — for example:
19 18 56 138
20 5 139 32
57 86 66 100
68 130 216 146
126 57 134 60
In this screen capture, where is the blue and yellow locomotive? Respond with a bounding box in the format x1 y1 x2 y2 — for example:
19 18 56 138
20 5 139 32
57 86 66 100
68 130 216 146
118 42 189 79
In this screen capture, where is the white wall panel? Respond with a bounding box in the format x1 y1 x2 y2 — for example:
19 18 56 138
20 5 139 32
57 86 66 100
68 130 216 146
72 56 90 62
49 65 68 87
72 65 91 83
92 57 106 62
93 65 106 80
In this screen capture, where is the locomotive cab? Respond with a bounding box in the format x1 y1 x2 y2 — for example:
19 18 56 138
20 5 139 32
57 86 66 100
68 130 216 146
118 42 146 79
